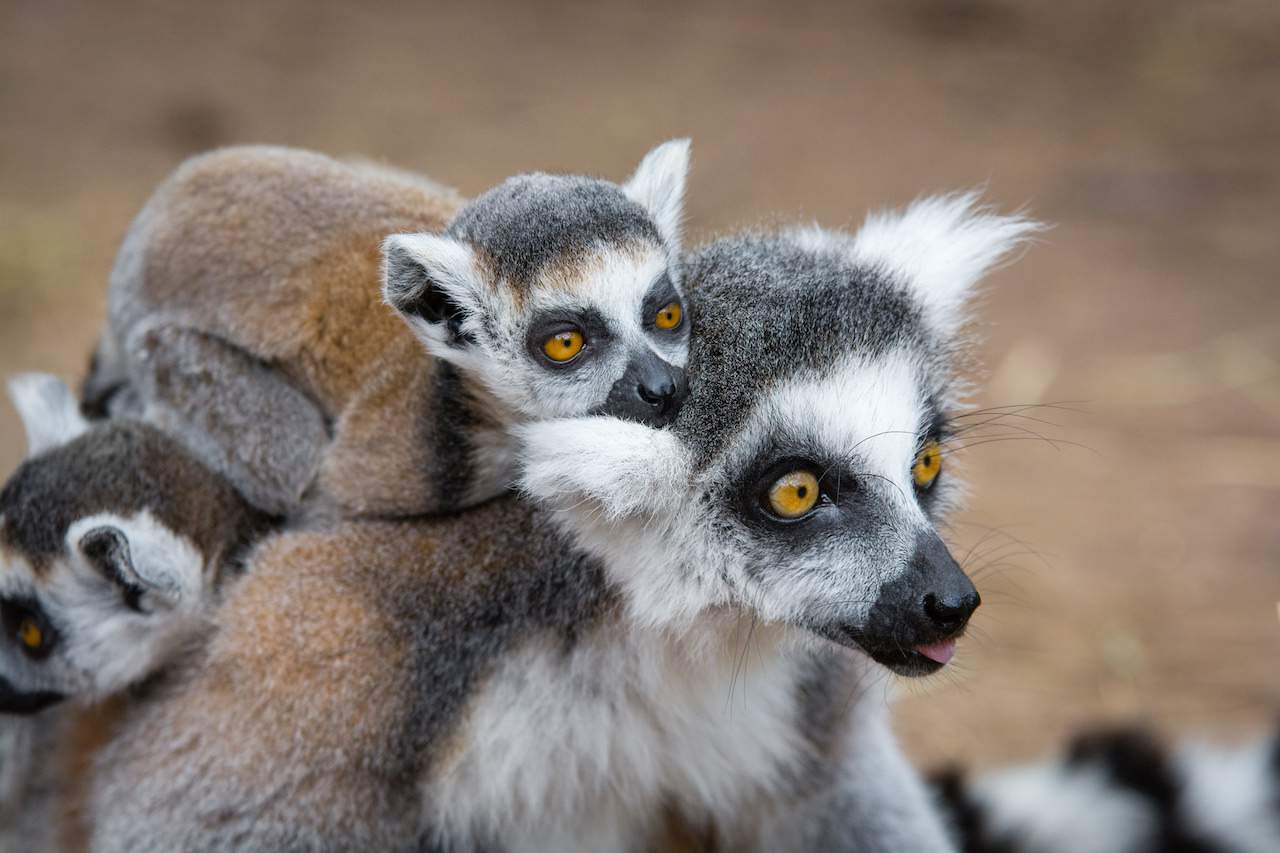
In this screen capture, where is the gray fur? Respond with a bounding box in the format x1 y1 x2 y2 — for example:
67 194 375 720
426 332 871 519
447 173 662 289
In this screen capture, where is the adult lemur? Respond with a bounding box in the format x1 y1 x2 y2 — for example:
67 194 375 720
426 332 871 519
85 196 1038 852
85 142 692 518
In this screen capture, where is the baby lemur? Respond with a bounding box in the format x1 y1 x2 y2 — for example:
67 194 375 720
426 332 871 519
86 196 1038 852
86 141 692 518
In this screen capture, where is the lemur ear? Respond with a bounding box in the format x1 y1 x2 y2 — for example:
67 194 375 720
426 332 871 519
849 193 1043 336
8 373 89 458
383 233 485 354
623 139 691 250
76 520 203 614
517 417 691 520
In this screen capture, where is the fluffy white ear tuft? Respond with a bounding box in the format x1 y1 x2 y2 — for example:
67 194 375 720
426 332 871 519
382 233 487 357
623 139 691 250
517 417 690 521
72 514 206 615
8 373 89 458
851 193 1043 334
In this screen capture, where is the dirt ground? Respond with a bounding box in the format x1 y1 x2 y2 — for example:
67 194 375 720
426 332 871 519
1 0 1277 772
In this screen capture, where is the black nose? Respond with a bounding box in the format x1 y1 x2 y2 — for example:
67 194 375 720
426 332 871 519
923 590 980 634
600 351 688 427
912 533 980 635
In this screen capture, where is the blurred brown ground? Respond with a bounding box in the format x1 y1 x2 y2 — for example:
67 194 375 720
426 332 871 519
1 0 1277 771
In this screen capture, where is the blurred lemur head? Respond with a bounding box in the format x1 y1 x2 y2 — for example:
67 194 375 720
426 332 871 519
521 195 1041 676
383 140 692 429
0 375 266 714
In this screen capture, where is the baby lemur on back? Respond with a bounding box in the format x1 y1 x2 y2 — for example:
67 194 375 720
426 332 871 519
86 196 1038 852
86 141 692 518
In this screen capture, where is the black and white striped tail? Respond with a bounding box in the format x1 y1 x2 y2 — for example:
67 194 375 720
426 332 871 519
931 722 1280 853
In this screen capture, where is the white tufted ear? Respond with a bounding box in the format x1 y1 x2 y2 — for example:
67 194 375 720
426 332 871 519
517 416 691 521
382 233 488 357
623 139 691 250
848 193 1042 335
8 373 89 458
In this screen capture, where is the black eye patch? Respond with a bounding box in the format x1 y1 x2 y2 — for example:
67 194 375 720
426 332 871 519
0 596 57 661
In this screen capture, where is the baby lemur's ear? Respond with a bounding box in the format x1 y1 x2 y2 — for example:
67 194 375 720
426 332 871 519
623 139 691 250
7 373 89 458
382 233 486 355
75 520 204 614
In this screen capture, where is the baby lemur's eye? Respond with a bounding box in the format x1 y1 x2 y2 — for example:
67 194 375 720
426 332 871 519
912 440 943 490
765 470 822 519
654 301 683 331
542 329 585 364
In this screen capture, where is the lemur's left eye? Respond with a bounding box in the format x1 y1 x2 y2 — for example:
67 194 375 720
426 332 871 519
654 301 683 331
765 470 821 519
542 329 585 363
912 440 943 490
17 619 43 651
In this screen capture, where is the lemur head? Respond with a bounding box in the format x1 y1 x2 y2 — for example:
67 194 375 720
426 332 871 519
521 195 1040 676
0 375 263 714
383 140 691 428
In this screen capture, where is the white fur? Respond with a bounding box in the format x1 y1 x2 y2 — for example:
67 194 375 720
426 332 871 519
426 619 817 851
971 761 1158 853
789 193 1040 336
623 139 690 253
1177 738 1280 853
381 232 494 354
7 373 89 458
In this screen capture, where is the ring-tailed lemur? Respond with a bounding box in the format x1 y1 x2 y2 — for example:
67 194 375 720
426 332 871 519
85 195 1038 852
0 374 268 712
0 374 270 850
930 723 1280 853
85 142 692 519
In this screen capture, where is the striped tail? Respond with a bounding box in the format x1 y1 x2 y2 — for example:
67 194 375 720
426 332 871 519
931 723 1280 853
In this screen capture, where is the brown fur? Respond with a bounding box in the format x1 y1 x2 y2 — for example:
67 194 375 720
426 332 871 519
95 146 498 518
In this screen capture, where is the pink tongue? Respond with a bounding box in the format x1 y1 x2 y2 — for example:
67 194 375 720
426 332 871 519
915 639 957 665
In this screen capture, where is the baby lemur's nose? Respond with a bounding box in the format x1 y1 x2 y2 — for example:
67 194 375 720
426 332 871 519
601 352 687 427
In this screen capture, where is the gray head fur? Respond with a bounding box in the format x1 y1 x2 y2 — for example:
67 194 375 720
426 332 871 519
381 140 693 428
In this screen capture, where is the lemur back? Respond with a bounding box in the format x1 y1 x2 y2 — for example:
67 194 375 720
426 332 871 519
89 143 692 520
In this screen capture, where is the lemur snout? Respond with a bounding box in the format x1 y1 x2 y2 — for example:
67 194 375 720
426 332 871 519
601 351 687 428
909 533 980 636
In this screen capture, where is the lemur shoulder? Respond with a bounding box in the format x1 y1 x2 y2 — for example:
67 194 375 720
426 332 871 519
87 142 692 519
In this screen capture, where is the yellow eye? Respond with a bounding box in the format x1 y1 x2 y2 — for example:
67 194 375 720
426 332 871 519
766 470 821 519
17 619 43 651
542 329 584 363
654 301 683 331
912 440 943 489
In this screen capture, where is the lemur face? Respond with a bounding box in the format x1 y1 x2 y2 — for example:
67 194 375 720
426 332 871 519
384 140 691 427
0 376 243 713
520 197 1040 677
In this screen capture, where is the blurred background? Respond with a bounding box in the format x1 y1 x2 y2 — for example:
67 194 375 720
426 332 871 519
1 0 1277 770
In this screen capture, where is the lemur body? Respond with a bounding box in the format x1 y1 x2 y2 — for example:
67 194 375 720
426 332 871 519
88 143 691 519
87 196 1039 852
